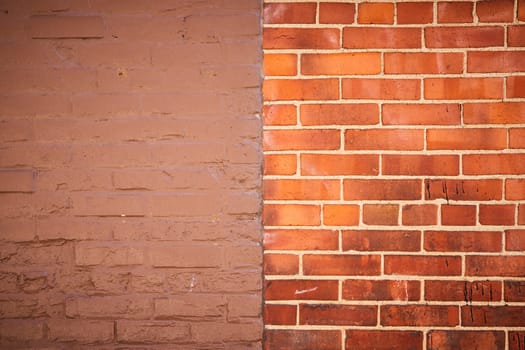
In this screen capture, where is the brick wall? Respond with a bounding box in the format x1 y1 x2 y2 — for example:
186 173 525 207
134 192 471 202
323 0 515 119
262 1 525 349
0 1 262 348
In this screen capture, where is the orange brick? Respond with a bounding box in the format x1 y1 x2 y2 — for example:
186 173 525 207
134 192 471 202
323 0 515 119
428 179 502 201
425 26 504 48
397 2 433 24
441 205 477 226
520 204 525 225
343 78 420 100
510 128 525 148
264 154 297 175
345 129 423 150
426 280 501 302
263 3 317 24
264 254 299 275
323 204 360 226
263 104 296 126
464 103 525 124
385 53 463 74
468 51 525 73
264 129 340 151
477 0 514 22
301 154 379 176
264 229 339 250
343 280 420 301
506 230 525 251
343 230 420 252
263 204 320 226
505 179 525 200
264 28 340 49
382 104 461 125
382 305 459 327
264 179 340 200
427 128 506 150
343 27 421 49
300 103 379 126
479 204 515 225
319 3 355 24
507 76 525 98
382 155 459 176
264 305 296 325
463 154 525 175
301 53 380 75
363 204 399 226
466 256 525 277
344 179 422 200
520 0 525 20
300 304 377 326
508 25 525 46
263 78 339 101
424 78 503 99
264 54 297 76
437 2 473 23
425 230 501 252
402 204 438 226
265 280 338 300
303 254 381 276
385 256 462 276
358 2 394 24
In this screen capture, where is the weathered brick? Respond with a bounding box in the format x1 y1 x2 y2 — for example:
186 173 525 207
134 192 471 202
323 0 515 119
264 304 296 325
300 304 377 326
343 279 420 301
264 280 338 301
264 229 339 250
346 330 423 350
117 320 190 344
462 306 525 326
264 330 341 350
385 256 461 276
47 319 114 344
154 295 225 319
303 254 381 276
425 231 502 252
382 305 459 326
425 280 502 302
427 331 505 350
343 230 420 252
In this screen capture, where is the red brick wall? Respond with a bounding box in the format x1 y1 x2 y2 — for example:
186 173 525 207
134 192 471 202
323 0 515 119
0 1 262 348
263 1 525 349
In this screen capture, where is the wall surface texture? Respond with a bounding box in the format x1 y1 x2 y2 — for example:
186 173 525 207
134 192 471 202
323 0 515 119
0 0 262 348
263 1 525 349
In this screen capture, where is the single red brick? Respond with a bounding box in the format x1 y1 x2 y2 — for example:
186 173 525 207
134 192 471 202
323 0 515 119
300 304 377 326
508 25 525 46
477 0 514 22
343 279 420 301
263 3 316 24
263 129 340 151
402 204 438 226
505 281 525 302
303 254 381 276
264 179 340 200
264 254 299 275
344 179 422 200
461 306 525 326
510 331 525 350
424 78 503 100
425 26 504 48
425 280 502 302
385 255 462 276
319 2 355 24
427 330 505 350
507 76 525 98
343 27 421 49
345 129 423 150
323 204 360 226
263 204 320 226
264 330 341 350
301 154 379 176
506 179 525 200
300 103 379 126
358 2 394 24
427 128 506 150
302 53 380 75
506 229 525 251
264 304 296 325
466 256 525 277
520 0 525 20
264 154 296 176
264 28 340 49
437 2 473 23
510 128 525 148
264 54 297 76
382 104 461 125
479 204 515 225
343 78 420 100
464 102 525 124
264 280 338 301
363 204 399 226
468 51 525 73
441 206 477 226
385 52 463 74
263 104 296 126
343 230 421 251
425 230 501 252
520 204 525 224
346 330 423 350
264 229 339 251
381 305 459 326
263 78 339 101
425 179 502 201
383 155 459 176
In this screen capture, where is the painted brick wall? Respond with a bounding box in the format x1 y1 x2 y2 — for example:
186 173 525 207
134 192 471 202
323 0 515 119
262 1 525 349
0 1 262 348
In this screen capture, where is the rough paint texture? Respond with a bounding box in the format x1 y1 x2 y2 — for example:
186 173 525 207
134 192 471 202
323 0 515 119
0 0 262 348
263 1 525 349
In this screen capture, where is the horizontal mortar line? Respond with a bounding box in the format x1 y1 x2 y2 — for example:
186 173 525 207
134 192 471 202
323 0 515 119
263 251 525 256
273 73 525 79
264 325 525 331
262 149 525 155
263 125 525 130
263 300 519 306
263 99 510 104
263 47 525 54
264 225 525 231
264 276 525 282
263 23 514 28
263 174 525 180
